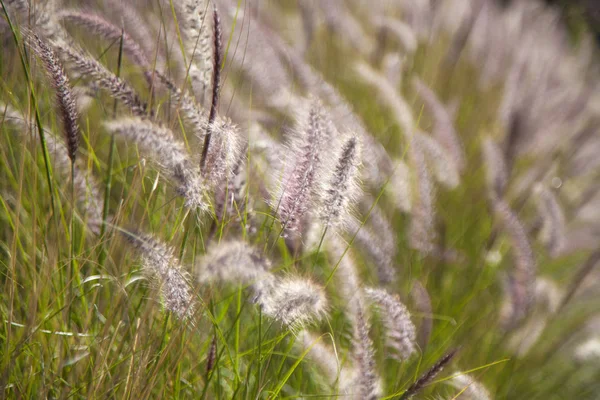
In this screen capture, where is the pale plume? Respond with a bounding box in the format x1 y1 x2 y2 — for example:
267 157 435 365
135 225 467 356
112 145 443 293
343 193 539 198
103 118 206 211
274 99 329 236
533 184 565 258
365 287 417 361
126 233 195 319
319 135 362 231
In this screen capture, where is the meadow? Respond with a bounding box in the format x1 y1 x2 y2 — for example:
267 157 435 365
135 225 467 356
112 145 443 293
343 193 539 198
1 0 600 398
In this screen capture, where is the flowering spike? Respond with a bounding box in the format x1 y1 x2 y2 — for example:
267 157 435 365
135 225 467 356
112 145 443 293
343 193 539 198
365 287 417 361
319 135 362 231
103 118 206 210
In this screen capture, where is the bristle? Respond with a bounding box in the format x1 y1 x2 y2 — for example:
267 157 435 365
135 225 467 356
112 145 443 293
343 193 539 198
415 131 460 189
352 221 397 284
319 135 362 231
197 240 271 285
410 281 433 350
154 72 208 140
354 61 414 137
175 0 214 101
413 77 466 172
409 141 437 254
350 304 382 400
61 46 150 117
492 197 536 329
58 10 153 85
296 330 355 393
103 118 206 210
386 159 412 212
533 184 565 258
30 34 79 162
365 287 417 361
482 137 508 197
402 349 458 399
274 98 329 236
126 233 195 319
449 373 491 400
255 276 328 328
201 117 243 188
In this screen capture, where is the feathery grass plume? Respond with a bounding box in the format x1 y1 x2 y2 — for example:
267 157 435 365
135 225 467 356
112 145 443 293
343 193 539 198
201 3 222 169
448 373 491 400
482 137 508 197
197 240 271 285
492 197 536 329
255 276 328 328
29 33 79 162
262 31 392 186
201 117 243 188
1 103 104 230
316 0 373 54
412 77 466 172
365 287 417 361
377 17 418 54
125 233 195 319
154 71 208 139
319 135 362 231
508 277 562 355
354 61 414 137
327 235 363 320
205 335 217 375
103 118 206 210
57 10 154 85
61 45 150 117
351 199 398 284
415 131 460 189
386 158 412 212
296 330 356 394
410 281 432 349
101 0 164 64
174 0 214 101
214 144 247 222
5 0 70 47
274 98 329 236
401 349 458 400
533 184 565 258
409 140 437 254
350 305 382 400
382 52 404 88
352 221 396 284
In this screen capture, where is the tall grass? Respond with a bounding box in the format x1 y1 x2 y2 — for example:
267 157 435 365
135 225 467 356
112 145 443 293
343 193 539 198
1 0 600 398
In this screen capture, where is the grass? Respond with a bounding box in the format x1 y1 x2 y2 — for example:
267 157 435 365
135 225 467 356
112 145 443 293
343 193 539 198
1 0 600 399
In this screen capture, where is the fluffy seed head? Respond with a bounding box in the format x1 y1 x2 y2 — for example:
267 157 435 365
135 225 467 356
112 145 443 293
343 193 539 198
365 287 417 361
61 46 150 117
274 98 329 235
30 33 79 162
350 305 382 400
104 118 206 211
319 135 362 231
493 198 536 329
127 233 195 319
197 240 271 285
413 77 466 172
533 183 565 258
448 373 492 400
482 137 508 197
256 277 328 328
